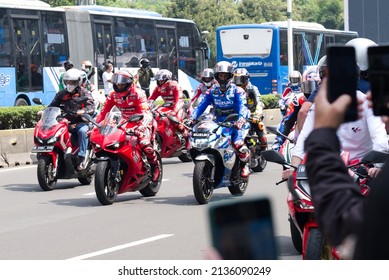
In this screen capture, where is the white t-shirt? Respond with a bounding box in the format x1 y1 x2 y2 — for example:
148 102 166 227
293 90 388 161
102 71 113 96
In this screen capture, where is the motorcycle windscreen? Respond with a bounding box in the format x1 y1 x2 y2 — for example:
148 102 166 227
100 107 122 135
41 107 60 130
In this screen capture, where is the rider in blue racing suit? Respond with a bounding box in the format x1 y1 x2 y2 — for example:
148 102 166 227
187 61 251 178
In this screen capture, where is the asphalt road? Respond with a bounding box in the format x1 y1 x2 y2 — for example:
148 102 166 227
0 155 300 260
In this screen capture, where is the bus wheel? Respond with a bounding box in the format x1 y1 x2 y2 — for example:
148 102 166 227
15 98 29 106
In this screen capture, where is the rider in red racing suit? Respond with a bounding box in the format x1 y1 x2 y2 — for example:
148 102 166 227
96 70 160 182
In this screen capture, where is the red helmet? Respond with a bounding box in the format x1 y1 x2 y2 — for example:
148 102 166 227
111 70 133 92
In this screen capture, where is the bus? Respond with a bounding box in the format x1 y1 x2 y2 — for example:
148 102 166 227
0 0 210 106
216 21 358 94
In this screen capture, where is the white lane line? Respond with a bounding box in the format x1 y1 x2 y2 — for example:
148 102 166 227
66 234 174 260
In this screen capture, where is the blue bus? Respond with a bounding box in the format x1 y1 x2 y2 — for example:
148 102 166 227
216 21 358 94
0 0 209 106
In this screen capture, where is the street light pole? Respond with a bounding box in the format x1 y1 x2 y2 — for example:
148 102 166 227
287 0 294 75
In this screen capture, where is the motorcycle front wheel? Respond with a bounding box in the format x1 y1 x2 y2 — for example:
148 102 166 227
304 228 324 260
193 161 214 204
95 161 119 205
139 155 163 197
37 156 57 191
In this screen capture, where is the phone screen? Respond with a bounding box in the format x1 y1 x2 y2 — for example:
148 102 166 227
208 197 278 260
327 46 358 122
368 46 389 116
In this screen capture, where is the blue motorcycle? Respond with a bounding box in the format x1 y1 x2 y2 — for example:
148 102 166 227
189 113 249 204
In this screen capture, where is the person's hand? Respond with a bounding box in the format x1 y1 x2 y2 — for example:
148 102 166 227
134 126 146 138
234 118 246 130
76 109 86 115
368 166 382 178
313 78 353 129
184 118 194 127
281 168 294 180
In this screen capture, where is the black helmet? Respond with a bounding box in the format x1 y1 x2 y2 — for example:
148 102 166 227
140 58 150 68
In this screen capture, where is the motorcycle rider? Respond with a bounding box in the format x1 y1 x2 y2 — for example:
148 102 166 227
96 70 161 182
81 60 96 81
297 56 327 133
189 68 215 113
233 68 267 150
49 68 95 171
305 81 389 259
281 78 388 180
272 70 306 151
187 61 251 178
346 38 377 94
148 69 187 147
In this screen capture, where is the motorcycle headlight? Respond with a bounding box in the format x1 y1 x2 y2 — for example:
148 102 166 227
106 142 121 150
47 136 59 144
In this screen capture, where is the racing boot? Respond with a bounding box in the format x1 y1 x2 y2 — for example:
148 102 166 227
150 159 161 182
240 162 251 178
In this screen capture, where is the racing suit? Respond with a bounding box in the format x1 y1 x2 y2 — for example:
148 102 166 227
96 83 160 182
245 82 267 150
190 83 251 176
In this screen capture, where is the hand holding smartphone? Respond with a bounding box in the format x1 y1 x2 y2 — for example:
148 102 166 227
326 46 358 122
368 45 389 116
208 196 278 260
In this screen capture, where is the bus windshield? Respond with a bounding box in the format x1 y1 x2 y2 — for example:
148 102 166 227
220 28 273 58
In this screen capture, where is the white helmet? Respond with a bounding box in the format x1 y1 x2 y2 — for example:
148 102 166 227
63 68 82 93
346 38 377 71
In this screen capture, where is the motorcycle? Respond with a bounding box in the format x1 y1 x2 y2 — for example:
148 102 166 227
266 125 295 163
262 149 387 260
31 98 95 191
152 101 191 162
246 115 268 172
189 113 249 204
84 107 163 205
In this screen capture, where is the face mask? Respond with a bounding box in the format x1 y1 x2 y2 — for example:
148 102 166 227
66 84 76 93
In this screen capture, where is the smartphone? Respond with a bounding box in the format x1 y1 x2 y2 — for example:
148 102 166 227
368 45 389 116
208 196 278 260
326 46 358 122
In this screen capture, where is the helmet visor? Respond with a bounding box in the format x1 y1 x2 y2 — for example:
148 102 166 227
111 74 133 85
233 75 248 86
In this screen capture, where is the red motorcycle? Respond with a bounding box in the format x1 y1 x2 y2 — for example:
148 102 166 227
85 107 163 205
31 98 95 191
263 149 387 259
153 102 191 162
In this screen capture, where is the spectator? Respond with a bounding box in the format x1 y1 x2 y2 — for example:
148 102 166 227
305 79 389 259
137 58 154 97
102 61 113 97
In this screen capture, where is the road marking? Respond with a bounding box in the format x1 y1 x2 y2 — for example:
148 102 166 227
66 234 174 260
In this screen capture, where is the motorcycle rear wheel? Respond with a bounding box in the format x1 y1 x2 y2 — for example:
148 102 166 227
193 161 214 204
304 228 324 260
37 156 57 191
95 161 119 205
251 154 267 172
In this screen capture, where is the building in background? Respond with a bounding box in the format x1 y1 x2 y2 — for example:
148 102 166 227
345 0 389 43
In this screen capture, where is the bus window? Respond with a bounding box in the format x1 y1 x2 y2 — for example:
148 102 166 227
0 9 11 67
157 25 177 77
42 11 67 67
279 30 288 66
13 17 43 92
177 22 200 76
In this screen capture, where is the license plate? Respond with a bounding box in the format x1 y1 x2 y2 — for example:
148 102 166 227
31 146 54 153
192 132 209 138
296 164 307 180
